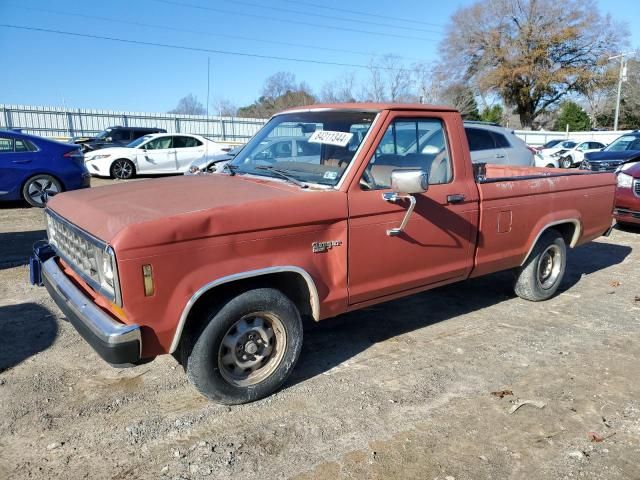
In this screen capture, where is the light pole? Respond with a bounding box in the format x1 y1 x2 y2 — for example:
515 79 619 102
608 52 634 131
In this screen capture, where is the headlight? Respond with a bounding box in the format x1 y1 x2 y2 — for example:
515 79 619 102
617 172 633 188
91 154 111 160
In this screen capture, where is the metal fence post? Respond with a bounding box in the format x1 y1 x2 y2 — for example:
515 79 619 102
122 114 128 127
175 117 180 133
221 119 227 141
66 111 74 138
2 107 12 129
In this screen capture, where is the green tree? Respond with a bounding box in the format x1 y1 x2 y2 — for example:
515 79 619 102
439 0 624 127
553 101 591 131
480 105 503 124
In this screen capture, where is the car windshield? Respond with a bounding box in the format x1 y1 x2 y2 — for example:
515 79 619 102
94 129 111 140
127 135 153 148
561 141 577 148
604 135 640 152
543 139 562 148
229 111 377 187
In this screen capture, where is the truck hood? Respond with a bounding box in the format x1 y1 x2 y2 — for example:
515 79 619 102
46 175 346 251
584 150 640 162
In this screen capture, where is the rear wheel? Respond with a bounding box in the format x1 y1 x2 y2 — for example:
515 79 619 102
110 159 135 179
514 229 566 301
545 163 556 168
22 174 62 208
180 288 303 405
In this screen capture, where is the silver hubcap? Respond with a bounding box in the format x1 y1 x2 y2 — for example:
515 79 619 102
113 160 132 179
218 312 286 387
28 178 59 205
537 245 562 290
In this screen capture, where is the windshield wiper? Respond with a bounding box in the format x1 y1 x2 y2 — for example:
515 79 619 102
254 166 308 188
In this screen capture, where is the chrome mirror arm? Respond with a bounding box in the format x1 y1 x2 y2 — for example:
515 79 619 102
382 192 417 236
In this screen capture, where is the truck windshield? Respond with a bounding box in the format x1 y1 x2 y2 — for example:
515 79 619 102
229 110 377 187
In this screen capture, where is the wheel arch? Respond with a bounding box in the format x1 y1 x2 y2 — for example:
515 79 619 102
170 267 320 354
520 219 581 267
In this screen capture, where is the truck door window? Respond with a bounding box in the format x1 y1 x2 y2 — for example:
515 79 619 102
362 118 452 190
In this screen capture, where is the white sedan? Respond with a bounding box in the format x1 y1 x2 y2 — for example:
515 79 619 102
84 133 231 179
534 140 605 168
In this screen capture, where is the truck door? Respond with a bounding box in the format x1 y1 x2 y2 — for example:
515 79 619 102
347 113 478 305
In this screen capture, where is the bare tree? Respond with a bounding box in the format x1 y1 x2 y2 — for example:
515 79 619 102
168 94 207 115
211 98 238 117
320 72 357 103
439 0 626 127
262 72 297 100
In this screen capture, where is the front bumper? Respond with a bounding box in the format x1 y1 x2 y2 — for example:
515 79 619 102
614 207 640 225
39 256 141 365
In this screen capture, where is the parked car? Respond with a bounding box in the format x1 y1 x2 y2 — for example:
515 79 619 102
614 161 640 227
463 122 534 166
557 141 606 168
186 145 242 175
71 126 167 152
534 140 579 168
581 131 640 172
84 133 232 179
31 103 616 405
0 130 89 207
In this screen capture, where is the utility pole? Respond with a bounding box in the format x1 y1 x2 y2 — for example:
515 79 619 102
609 52 634 131
206 56 211 117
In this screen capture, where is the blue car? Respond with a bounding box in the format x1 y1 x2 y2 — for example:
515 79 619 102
0 130 90 207
581 131 640 172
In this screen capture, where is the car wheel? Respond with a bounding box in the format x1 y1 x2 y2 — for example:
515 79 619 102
514 229 566 301
545 163 556 168
110 159 136 179
181 288 303 405
561 157 573 169
22 174 62 208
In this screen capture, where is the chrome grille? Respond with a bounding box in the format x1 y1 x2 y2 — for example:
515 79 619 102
634 180 640 197
46 211 104 285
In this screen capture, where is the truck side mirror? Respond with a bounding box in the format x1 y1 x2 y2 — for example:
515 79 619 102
390 169 429 194
383 169 429 236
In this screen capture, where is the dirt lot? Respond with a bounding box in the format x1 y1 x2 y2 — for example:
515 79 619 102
1 177 639 480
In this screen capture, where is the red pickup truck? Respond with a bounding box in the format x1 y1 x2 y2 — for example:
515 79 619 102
32 104 616 404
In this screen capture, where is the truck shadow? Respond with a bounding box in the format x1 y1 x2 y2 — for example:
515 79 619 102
0 230 47 270
0 303 58 372
289 240 631 388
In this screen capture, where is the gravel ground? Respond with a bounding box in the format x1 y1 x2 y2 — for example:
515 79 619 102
1 177 639 480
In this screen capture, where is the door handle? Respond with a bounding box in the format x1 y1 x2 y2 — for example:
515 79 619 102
382 192 416 236
12 159 31 164
495 153 505 158
447 194 466 204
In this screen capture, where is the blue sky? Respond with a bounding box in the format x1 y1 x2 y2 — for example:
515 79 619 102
0 0 638 112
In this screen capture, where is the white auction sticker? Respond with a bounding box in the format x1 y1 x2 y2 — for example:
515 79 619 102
308 130 354 147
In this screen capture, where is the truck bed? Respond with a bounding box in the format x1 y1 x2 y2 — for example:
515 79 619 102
471 165 616 277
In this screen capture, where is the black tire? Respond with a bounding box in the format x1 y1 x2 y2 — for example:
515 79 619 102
560 156 573 169
110 159 136 179
181 288 303 405
545 163 556 168
514 229 566 301
22 174 62 208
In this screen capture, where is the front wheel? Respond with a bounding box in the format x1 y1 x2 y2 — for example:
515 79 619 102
514 229 566 301
181 288 303 405
110 159 135 179
560 156 573 169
